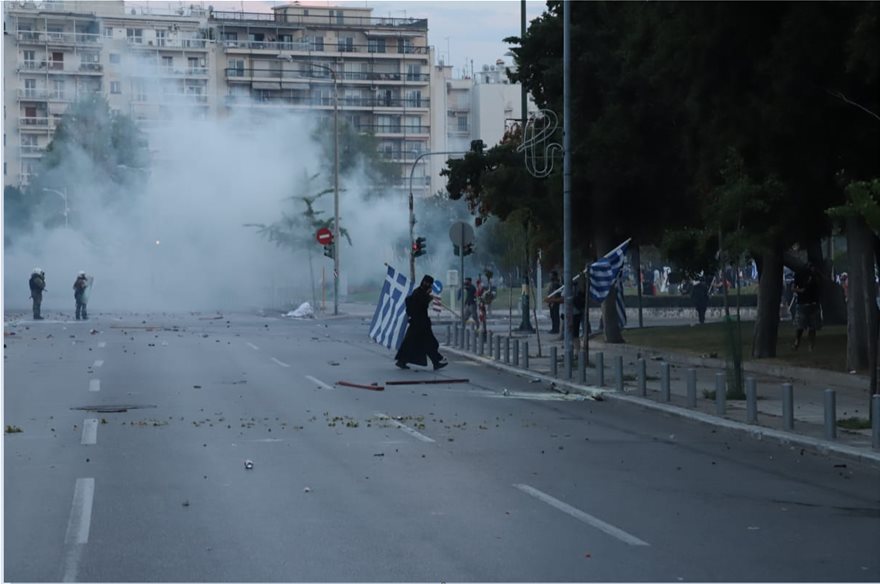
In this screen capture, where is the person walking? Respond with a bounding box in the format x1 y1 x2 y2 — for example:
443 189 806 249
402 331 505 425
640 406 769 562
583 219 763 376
459 276 478 327
73 271 90 320
28 268 46 320
394 274 448 370
792 263 822 351
690 276 710 324
546 270 561 334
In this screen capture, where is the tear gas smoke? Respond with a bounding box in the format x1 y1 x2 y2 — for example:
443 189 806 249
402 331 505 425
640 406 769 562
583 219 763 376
3 107 417 313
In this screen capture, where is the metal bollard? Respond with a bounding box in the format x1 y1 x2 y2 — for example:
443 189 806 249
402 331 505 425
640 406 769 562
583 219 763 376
615 356 624 392
872 395 879 451
715 372 726 416
564 350 572 380
495 336 502 361
477 334 483 356
661 362 671 402
638 359 647 397
513 339 520 367
596 352 605 387
579 350 586 383
504 337 510 363
523 342 529 370
465 328 471 352
453 325 459 348
746 377 758 424
687 369 697 408
487 331 494 355
446 324 451 346
783 383 794 431
824 388 837 441
550 346 558 378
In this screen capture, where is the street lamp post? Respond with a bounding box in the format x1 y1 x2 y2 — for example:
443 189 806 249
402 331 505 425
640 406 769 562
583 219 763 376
407 150 467 282
42 187 69 228
281 56 339 315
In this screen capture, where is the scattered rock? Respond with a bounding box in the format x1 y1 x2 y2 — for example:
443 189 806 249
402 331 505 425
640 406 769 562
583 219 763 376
244 459 254 470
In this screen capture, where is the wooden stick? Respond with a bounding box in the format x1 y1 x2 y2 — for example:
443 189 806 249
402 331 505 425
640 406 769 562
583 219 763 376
337 380 384 391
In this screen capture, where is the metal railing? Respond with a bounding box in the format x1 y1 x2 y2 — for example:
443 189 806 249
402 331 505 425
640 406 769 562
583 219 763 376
220 38 428 55
17 31 101 45
128 38 208 49
223 67 428 83
211 11 427 30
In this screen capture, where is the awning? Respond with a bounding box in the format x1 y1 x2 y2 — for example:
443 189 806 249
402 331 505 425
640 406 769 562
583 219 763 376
252 81 281 90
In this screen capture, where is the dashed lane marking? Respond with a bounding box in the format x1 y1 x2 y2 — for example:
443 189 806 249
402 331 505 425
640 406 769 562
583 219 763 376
513 483 650 546
271 357 291 368
92 360 104 368
81 419 98 445
246 342 260 351
88 379 100 393
61 478 95 582
375 412 435 443
305 375 334 390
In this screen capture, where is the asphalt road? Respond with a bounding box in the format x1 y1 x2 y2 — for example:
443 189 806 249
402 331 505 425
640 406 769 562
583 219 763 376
4 311 879 582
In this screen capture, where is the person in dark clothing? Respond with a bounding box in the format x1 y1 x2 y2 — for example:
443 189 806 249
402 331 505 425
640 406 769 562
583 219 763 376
73 271 89 320
546 270 561 334
792 263 822 351
690 277 710 324
571 279 586 351
459 277 478 326
395 275 448 370
29 268 46 320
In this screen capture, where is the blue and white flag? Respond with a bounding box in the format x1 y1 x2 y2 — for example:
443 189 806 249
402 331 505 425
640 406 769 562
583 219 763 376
589 238 630 328
369 265 413 351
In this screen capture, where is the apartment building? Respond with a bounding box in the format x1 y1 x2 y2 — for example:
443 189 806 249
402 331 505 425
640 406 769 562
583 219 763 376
3 1 432 193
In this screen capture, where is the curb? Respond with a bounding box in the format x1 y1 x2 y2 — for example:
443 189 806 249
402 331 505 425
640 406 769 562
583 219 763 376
444 346 880 467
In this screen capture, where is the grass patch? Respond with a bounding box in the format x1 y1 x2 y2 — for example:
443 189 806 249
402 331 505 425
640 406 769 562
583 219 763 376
624 321 851 373
837 417 871 430
5 425 22 433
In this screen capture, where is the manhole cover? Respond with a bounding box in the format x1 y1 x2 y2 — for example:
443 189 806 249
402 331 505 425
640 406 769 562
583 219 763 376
71 404 157 413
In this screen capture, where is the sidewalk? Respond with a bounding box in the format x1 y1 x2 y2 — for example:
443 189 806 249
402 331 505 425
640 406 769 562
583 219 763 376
430 310 880 466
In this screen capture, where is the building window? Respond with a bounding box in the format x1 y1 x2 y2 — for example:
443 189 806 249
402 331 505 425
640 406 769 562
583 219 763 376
228 59 244 77
126 28 143 44
310 36 324 52
103 26 112 38
398 38 414 54
22 50 36 68
222 31 237 42
24 79 37 98
110 81 121 94
155 30 166 47
457 115 468 133
161 56 173 71
337 37 353 53
110 53 120 64
52 79 64 100
368 38 385 54
406 64 421 81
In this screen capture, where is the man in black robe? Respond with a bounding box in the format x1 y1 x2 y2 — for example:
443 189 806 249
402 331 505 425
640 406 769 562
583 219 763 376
395 275 448 370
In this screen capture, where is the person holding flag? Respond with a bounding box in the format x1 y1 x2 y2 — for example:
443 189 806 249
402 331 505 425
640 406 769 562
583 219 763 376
394 274 448 371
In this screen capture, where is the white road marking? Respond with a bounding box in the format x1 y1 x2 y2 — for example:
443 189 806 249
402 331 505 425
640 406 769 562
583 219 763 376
246 342 260 351
97 342 106 348
271 357 291 368
61 478 95 581
88 379 100 393
375 413 435 443
92 360 104 368
513 484 650 546
81 419 98 445
305 375 334 390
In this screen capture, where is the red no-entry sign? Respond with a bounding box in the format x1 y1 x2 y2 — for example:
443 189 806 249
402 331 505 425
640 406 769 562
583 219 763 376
316 227 333 245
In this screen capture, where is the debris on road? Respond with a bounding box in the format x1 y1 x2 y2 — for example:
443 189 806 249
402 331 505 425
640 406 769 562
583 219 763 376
303 487 311 493
337 380 384 391
244 459 254 470
285 302 314 318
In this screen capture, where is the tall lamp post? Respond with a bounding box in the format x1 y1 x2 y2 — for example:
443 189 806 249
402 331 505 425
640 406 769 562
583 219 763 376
408 150 467 282
281 55 339 315
42 187 69 228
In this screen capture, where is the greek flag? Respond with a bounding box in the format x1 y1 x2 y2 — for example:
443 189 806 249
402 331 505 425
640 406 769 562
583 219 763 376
589 238 630 327
369 265 413 350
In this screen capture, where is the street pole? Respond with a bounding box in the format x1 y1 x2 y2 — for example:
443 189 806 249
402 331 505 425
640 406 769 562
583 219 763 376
408 150 467 282
562 0 573 362
332 68 339 316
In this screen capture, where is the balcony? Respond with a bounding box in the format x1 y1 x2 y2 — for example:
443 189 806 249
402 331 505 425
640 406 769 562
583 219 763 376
18 88 49 101
20 144 46 156
219 37 428 55
360 124 430 135
20 117 52 129
223 67 428 84
17 31 101 46
211 11 427 30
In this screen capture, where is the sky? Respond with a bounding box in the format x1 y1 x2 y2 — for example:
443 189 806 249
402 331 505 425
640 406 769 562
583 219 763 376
143 0 548 77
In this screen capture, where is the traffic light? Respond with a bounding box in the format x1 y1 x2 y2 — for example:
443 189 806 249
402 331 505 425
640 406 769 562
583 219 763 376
463 243 474 256
323 243 334 258
412 236 427 258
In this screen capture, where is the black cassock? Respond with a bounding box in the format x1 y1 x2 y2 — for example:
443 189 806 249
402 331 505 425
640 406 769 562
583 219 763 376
394 287 443 367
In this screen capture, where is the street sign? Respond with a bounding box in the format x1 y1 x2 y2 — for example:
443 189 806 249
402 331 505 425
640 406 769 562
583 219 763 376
432 280 443 294
448 221 475 247
316 227 333 245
